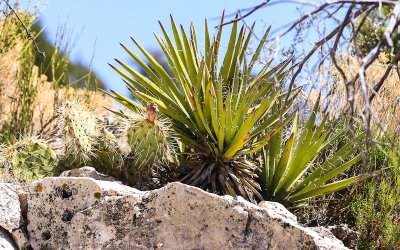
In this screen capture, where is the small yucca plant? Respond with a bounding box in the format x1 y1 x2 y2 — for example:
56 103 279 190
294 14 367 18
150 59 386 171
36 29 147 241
106 13 297 200
259 98 374 206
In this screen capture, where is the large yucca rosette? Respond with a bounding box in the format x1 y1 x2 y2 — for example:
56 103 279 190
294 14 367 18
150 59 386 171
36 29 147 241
105 13 298 200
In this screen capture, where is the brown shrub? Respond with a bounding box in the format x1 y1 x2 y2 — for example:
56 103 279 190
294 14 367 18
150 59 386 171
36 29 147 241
327 53 400 135
0 16 115 138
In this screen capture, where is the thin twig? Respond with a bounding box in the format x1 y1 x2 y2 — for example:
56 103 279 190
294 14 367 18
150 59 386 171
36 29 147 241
3 0 45 57
284 6 367 108
37 114 59 136
369 51 400 102
216 0 271 28
330 5 354 84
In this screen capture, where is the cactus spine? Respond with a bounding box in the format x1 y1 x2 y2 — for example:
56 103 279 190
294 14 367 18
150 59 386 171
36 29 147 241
55 100 123 175
0 137 59 182
125 102 172 180
55 100 100 168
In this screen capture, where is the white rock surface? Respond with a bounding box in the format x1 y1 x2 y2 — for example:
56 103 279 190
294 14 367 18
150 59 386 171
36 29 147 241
11 229 30 249
0 184 22 231
60 166 119 182
258 200 298 221
0 228 17 250
26 177 348 249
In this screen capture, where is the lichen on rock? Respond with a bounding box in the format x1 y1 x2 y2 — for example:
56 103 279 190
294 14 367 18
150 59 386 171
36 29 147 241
26 176 349 249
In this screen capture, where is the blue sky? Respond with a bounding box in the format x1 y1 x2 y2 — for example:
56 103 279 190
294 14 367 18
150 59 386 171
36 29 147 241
24 1 318 96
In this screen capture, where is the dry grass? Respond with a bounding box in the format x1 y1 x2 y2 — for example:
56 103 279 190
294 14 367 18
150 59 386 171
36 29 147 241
0 14 116 139
326 53 400 135
27 66 116 133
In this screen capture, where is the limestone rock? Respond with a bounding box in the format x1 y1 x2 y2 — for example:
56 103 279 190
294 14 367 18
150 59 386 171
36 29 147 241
258 200 298 222
11 229 30 250
0 183 22 231
0 227 17 250
60 166 119 182
27 177 348 249
27 177 141 249
317 224 359 249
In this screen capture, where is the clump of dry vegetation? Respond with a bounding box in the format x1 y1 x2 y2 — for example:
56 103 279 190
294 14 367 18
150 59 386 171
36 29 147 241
302 53 400 248
327 53 400 136
0 4 115 142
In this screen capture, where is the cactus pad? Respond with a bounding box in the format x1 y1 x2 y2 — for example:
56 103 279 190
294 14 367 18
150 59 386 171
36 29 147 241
89 127 124 177
0 137 59 182
55 100 100 168
126 103 171 173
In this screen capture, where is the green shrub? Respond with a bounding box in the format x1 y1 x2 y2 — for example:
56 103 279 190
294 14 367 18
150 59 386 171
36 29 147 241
351 134 400 249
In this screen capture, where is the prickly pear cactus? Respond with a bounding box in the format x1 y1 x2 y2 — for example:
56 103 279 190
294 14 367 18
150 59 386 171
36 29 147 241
89 127 125 177
54 99 126 177
55 100 100 168
0 137 59 182
125 102 172 180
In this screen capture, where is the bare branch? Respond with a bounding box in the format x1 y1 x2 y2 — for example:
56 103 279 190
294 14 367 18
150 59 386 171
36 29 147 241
3 0 45 57
216 0 270 28
328 0 397 5
330 5 355 84
369 51 400 102
284 6 367 107
358 3 400 108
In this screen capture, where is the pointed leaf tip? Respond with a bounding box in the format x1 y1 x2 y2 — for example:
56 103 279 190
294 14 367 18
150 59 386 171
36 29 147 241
129 36 138 44
119 43 128 50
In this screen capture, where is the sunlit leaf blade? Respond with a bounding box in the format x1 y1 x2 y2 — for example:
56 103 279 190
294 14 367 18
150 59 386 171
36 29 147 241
289 176 363 202
220 18 238 82
218 105 226 152
248 26 271 74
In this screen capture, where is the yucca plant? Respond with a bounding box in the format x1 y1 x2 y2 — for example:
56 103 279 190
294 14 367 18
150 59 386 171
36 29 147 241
106 13 297 200
259 97 373 206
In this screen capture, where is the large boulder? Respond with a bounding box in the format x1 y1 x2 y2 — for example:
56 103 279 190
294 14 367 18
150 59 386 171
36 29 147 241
26 177 348 249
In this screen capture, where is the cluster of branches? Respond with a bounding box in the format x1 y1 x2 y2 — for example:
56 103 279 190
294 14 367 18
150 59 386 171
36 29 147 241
222 0 400 163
